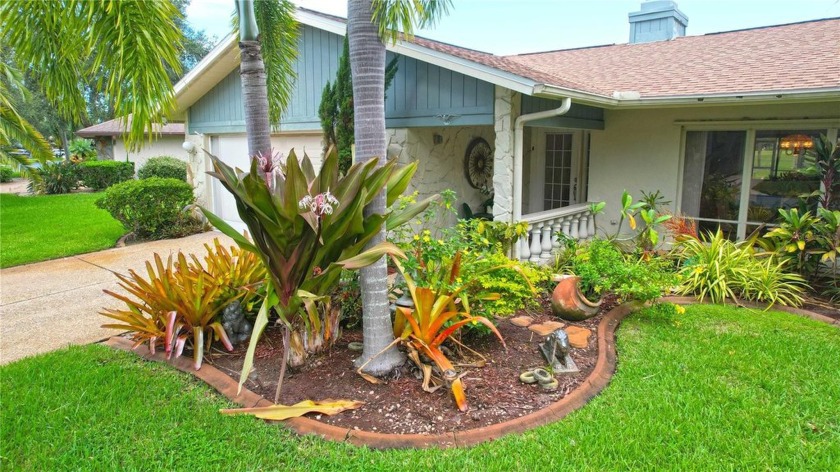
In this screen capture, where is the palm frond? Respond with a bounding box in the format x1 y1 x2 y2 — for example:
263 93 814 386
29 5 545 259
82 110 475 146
0 104 53 168
371 0 451 44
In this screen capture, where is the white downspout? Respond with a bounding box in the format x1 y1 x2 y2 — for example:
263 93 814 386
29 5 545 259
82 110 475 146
512 97 572 224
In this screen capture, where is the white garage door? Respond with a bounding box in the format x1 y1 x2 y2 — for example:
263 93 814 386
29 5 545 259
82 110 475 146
210 133 324 233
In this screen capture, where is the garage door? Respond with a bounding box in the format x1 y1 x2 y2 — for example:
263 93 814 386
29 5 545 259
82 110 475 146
209 134 324 233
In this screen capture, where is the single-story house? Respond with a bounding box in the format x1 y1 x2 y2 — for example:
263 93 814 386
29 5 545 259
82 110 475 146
76 117 189 173
170 2 840 261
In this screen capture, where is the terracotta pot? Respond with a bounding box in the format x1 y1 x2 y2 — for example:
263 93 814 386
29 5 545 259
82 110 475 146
550 274 602 321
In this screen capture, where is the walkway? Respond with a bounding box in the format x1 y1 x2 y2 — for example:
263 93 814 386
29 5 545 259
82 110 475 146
0 232 232 365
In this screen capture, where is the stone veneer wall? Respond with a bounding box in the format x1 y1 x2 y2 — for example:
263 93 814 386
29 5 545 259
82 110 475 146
492 86 519 223
386 125 495 228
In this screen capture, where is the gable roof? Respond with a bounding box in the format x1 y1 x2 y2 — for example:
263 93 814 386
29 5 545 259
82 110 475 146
172 9 840 117
76 117 184 138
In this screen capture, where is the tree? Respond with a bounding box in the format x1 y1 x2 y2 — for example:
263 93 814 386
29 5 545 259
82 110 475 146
1 0 183 163
348 0 451 374
318 36 398 175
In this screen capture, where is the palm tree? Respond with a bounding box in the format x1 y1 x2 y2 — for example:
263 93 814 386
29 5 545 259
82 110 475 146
0 61 53 169
348 0 451 374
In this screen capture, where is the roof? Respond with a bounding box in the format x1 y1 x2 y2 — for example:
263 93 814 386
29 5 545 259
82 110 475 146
172 10 840 115
76 117 185 138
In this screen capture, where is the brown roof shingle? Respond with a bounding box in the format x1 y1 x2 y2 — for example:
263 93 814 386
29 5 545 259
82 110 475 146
76 117 185 138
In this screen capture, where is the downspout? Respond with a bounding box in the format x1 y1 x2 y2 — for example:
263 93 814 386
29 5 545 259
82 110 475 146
512 97 571 224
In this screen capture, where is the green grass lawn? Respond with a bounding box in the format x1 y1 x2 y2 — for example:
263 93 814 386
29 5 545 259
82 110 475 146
1 305 838 470
0 193 124 268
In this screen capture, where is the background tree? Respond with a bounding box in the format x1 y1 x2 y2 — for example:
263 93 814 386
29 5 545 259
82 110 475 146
318 36 397 175
348 0 451 375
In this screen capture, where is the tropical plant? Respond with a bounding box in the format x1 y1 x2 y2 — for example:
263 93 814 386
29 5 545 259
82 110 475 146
739 257 807 308
803 135 840 210
68 138 96 162
0 60 54 171
76 160 134 190
96 177 196 239
27 161 78 195
203 147 431 399
384 252 506 411
761 208 822 280
138 156 188 181
101 252 242 370
347 0 452 376
191 238 268 315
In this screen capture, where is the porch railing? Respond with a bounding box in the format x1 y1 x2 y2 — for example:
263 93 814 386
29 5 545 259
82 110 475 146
518 203 595 263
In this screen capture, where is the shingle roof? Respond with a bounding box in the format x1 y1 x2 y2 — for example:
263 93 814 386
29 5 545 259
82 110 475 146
76 117 185 138
300 8 839 99
502 18 840 98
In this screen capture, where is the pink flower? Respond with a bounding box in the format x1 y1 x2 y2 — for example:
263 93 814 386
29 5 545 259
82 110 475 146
299 190 339 217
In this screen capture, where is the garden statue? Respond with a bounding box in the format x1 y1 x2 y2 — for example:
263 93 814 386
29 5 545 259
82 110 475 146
539 329 579 374
222 301 253 345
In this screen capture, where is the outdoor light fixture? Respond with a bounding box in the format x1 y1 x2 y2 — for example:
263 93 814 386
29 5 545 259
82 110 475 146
182 141 197 155
435 114 460 125
779 134 814 155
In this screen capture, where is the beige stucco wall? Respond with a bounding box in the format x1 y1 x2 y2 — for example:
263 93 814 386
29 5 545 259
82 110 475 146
587 101 840 234
387 125 495 227
113 136 189 175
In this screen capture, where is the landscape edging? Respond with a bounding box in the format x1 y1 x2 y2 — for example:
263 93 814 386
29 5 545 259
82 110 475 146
103 298 833 449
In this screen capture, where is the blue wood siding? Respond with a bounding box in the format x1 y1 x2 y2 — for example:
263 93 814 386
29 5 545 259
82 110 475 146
188 27 495 134
521 96 605 130
384 53 495 127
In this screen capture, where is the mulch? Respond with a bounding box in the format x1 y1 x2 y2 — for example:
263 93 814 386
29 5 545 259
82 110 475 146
206 295 617 435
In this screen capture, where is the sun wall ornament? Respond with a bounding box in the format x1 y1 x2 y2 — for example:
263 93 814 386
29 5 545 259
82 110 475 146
464 137 493 189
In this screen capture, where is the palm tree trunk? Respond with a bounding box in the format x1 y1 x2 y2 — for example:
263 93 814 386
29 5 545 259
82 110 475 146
348 0 404 374
238 0 272 158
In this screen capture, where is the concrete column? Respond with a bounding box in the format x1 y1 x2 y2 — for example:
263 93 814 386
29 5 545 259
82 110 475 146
492 86 520 222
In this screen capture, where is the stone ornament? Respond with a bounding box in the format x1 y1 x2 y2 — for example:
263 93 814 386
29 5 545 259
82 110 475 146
539 329 579 374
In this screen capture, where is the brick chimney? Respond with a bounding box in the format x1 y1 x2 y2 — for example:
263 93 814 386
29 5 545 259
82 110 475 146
628 1 688 44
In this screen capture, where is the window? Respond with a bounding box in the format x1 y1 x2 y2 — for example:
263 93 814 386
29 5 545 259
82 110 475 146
681 128 828 239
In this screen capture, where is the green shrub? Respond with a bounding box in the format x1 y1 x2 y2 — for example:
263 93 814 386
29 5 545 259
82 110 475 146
469 253 551 316
571 238 676 303
96 177 197 239
28 161 78 195
0 166 14 183
138 156 188 181
68 138 97 162
76 161 135 190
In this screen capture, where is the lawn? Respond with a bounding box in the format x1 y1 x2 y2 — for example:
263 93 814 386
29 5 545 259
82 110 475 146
1 305 838 470
0 193 124 268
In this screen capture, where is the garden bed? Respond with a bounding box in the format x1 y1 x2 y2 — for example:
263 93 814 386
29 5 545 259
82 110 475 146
205 296 614 435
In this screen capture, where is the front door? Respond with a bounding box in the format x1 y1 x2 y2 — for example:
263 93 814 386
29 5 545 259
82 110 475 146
527 129 587 213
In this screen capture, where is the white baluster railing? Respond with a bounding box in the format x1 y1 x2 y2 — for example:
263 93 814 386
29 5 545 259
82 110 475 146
518 203 594 263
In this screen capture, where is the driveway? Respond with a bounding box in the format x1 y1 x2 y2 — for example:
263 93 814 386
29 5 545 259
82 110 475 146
0 231 233 365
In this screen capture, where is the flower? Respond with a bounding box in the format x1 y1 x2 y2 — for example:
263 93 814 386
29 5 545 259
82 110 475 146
423 236 431 243
413 235 420 241
299 190 340 217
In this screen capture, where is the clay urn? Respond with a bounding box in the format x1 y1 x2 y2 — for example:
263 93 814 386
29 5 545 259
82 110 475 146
550 274 602 321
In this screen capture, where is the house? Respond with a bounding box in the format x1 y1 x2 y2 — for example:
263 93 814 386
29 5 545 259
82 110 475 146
75 117 189 172
171 2 840 261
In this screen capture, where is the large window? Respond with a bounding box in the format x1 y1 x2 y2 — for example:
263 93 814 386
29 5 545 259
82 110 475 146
681 128 827 239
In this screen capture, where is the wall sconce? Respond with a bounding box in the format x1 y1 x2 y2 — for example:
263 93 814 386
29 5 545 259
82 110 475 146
182 141 197 155
779 134 814 155
435 114 460 126
433 133 443 145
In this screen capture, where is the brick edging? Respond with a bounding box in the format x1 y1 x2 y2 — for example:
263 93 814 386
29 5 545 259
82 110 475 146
102 299 834 449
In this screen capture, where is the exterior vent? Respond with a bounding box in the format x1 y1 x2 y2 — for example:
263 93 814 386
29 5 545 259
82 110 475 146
628 1 688 44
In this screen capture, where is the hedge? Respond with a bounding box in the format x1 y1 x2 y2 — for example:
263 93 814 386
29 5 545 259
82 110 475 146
77 161 135 190
96 177 197 239
137 156 188 181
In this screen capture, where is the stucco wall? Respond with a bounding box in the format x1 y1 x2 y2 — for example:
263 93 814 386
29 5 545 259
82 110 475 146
587 101 840 234
387 125 495 227
113 136 189 175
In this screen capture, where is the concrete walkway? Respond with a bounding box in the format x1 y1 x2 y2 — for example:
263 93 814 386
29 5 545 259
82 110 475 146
0 231 232 365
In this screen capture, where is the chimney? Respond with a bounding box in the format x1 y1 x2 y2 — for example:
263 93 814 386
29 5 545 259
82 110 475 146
628 1 688 44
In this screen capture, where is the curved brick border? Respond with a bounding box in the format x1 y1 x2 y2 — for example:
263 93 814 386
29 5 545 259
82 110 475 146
103 299 836 449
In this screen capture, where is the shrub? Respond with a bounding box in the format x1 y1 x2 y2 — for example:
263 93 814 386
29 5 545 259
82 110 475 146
96 177 196 239
138 156 188 181
28 161 78 194
68 138 97 162
0 166 14 183
468 252 549 316
571 238 676 303
76 161 135 190
676 229 807 308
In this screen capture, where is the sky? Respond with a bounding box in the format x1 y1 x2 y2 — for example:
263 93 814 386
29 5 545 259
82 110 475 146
187 0 840 55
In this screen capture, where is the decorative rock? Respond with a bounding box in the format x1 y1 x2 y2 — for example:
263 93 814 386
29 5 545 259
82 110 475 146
509 316 534 327
528 321 566 337
565 326 592 349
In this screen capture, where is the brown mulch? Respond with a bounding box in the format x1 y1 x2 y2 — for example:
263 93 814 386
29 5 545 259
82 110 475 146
801 295 840 321
206 295 617 435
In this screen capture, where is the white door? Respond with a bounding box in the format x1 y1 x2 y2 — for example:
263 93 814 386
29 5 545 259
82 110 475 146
211 135 250 233
528 130 585 213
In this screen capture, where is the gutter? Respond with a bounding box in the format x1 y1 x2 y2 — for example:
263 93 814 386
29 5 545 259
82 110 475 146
512 97 572 226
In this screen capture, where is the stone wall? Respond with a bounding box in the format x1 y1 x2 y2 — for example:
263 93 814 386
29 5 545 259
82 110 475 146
386 125 495 228
492 86 519 222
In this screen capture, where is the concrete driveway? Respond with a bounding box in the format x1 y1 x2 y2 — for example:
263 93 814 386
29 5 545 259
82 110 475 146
0 231 233 365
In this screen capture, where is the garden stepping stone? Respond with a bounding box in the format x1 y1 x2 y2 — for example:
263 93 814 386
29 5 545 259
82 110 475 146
509 316 534 327
565 326 592 349
528 321 565 336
